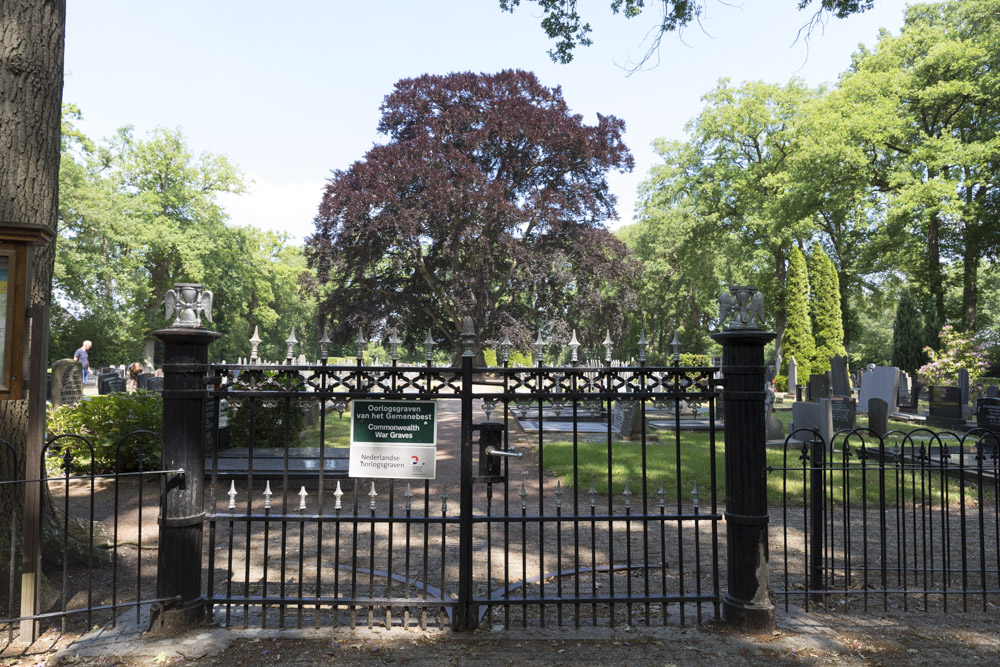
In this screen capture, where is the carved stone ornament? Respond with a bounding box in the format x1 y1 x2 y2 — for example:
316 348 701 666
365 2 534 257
164 283 213 328
718 285 766 331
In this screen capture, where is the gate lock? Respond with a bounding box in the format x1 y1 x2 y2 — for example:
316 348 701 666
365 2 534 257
476 422 522 479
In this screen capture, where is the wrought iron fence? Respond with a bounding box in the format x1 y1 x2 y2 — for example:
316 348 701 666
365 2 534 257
0 432 182 642
770 427 1000 612
202 349 722 630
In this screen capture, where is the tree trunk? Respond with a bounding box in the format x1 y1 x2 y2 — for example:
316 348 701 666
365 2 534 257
927 209 944 324
0 0 66 607
961 219 979 332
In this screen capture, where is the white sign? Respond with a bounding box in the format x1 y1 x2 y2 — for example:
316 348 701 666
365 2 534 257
349 399 437 479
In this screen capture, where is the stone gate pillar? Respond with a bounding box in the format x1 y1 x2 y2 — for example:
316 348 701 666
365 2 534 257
151 284 220 629
710 285 776 631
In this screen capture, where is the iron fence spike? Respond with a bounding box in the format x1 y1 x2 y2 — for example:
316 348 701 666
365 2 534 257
228 480 237 510
334 481 343 510
298 485 308 511
263 480 272 509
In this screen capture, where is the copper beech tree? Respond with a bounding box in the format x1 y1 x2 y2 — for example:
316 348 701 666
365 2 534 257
308 70 637 359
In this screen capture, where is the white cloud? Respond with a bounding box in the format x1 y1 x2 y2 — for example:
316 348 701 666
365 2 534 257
218 175 327 246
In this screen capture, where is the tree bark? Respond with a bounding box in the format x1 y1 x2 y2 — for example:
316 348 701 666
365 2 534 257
0 0 66 606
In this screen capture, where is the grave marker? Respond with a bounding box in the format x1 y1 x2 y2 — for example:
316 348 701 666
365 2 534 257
830 354 850 397
868 398 888 437
50 359 83 407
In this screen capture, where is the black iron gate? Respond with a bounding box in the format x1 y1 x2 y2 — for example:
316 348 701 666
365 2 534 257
202 329 724 630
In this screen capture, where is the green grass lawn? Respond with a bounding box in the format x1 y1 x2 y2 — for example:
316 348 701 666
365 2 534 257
540 425 979 507
295 407 352 447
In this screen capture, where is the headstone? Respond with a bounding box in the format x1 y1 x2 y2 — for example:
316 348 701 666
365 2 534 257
868 398 888 437
787 356 798 393
808 373 830 401
958 368 970 417
857 366 899 414
147 376 165 392
899 379 921 414
928 385 965 428
143 338 156 370
896 370 909 405
988 385 999 399
976 397 1000 431
611 401 641 438
830 354 850 397
98 371 119 395
50 359 84 408
791 399 833 446
830 395 857 431
765 371 783 441
106 377 126 393
136 372 150 391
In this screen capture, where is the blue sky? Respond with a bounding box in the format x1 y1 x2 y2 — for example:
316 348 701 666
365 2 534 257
64 0 913 245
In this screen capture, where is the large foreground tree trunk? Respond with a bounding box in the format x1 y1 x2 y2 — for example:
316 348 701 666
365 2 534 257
0 0 65 607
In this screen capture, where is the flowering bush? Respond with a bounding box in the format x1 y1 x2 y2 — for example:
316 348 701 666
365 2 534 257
917 325 989 386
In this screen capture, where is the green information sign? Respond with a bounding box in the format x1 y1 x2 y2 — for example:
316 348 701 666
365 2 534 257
349 400 438 480
350 399 436 445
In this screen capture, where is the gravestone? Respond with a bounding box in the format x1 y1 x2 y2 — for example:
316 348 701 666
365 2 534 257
98 371 119 395
928 386 965 428
147 376 164 392
787 355 798 393
976 397 1000 431
899 379 921 414
765 371 783 441
50 359 83 408
958 368 970 418
830 395 857 431
136 372 150 391
791 399 833 446
808 373 830 401
611 401 641 439
106 377 126 393
830 354 851 397
868 398 888 437
987 385 999 399
896 371 910 405
858 366 899 414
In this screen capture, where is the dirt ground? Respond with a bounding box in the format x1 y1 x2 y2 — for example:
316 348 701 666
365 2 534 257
1 606 999 666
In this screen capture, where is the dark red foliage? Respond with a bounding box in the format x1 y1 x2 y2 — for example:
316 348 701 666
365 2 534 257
307 69 636 355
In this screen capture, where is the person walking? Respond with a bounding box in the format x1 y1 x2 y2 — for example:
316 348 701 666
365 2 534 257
74 340 92 383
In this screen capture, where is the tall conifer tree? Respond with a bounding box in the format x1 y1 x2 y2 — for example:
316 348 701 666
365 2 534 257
810 243 847 374
892 289 926 375
779 246 815 390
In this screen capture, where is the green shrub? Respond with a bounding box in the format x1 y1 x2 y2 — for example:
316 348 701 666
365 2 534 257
482 348 498 368
509 350 532 367
228 398 306 448
46 391 162 473
678 353 712 367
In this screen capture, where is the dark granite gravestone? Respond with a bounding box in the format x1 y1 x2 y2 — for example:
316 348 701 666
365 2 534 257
792 399 833 446
976 397 1000 430
987 385 999 399
808 373 830 402
898 379 921 414
830 395 857 431
611 401 641 439
98 371 119 395
896 370 910 405
106 377 126 393
146 376 164 392
858 366 899 414
50 359 83 408
787 356 798 393
136 372 150 390
958 368 970 418
830 354 850 397
928 386 965 428
868 398 888 437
